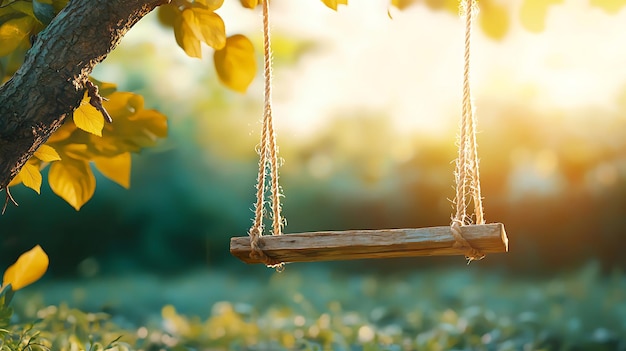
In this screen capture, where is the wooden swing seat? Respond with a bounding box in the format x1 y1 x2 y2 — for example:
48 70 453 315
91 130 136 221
230 223 508 264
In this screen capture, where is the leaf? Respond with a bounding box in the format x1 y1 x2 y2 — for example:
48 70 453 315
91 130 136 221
32 0 55 25
424 0 457 13
2 245 49 291
93 152 131 189
90 77 117 96
174 11 202 58
321 0 347 11
391 0 418 10
240 0 258 9
195 0 225 11
47 121 77 143
18 160 42 194
157 4 178 28
0 15 34 57
479 1 509 40
181 8 226 49
34 144 61 162
86 92 167 155
73 93 104 136
49 157 96 210
7 2 34 17
590 0 626 14
214 34 256 93
520 0 563 33
7 173 21 187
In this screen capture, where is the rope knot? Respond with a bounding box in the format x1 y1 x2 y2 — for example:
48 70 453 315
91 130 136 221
450 219 485 263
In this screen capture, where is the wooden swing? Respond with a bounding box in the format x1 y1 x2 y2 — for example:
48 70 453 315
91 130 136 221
230 0 508 268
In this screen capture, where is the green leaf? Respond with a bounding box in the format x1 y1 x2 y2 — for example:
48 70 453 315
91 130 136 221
51 0 68 13
2 245 49 291
214 34 256 93
73 93 105 136
34 144 61 162
49 156 96 210
7 2 35 18
93 152 131 189
0 15 34 57
32 0 55 25
0 284 15 308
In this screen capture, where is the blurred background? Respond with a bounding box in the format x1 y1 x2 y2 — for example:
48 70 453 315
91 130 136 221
2 0 626 282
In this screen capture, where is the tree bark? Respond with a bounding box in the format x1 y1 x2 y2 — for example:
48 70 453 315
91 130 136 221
0 0 168 191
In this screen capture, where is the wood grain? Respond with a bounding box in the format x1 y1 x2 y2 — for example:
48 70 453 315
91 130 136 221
230 223 508 264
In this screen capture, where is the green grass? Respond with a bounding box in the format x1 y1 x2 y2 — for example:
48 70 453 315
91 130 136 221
3 262 626 350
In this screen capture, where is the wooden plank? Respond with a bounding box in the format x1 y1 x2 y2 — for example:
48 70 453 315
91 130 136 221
230 223 508 264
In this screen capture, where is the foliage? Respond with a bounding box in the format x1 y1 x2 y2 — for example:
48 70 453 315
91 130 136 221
5 265 625 350
7 79 167 210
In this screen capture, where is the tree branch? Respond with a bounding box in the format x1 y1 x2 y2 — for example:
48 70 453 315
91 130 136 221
0 0 169 191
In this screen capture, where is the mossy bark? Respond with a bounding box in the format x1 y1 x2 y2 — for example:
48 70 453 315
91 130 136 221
0 0 168 190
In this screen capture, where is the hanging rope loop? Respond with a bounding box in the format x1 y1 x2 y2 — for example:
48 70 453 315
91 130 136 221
451 0 485 263
248 0 285 270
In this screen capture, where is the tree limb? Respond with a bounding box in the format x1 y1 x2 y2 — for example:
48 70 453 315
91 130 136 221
0 0 169 191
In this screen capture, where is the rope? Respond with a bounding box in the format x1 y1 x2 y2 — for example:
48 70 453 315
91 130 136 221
248 0 284 270
452 0 485 263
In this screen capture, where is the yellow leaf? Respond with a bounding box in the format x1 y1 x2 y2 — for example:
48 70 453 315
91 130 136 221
93 152 131 189
320 0 347 11
73 93 105 136
181 8 226 50
424 0 457 13
174 11 202 58
480 1 509 40
84 93 166 155
8 173 22 187
195 0 225 11
34 144 61 162
18 160 42 194
90 78 117 97
48 157 95 210
47 121 77 143
214 35 256 93
157 4 178 28
2 245 49 291
590 0 626 14
520 0 563 33
240 0 258 9
0 15 34 57
391 0 418 10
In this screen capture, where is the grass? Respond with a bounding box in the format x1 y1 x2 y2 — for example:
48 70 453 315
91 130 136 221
3 261 626 350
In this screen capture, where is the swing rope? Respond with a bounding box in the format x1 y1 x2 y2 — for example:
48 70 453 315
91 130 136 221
248 0 285 269
247 0 487 266
451 0 485 262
